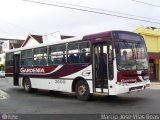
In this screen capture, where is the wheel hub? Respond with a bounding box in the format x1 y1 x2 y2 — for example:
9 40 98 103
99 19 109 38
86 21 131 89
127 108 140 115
25 81 30 90
78 85 86 96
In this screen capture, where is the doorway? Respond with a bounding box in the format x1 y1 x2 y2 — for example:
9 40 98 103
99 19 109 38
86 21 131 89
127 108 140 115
13 54 20 86
93 42 109 92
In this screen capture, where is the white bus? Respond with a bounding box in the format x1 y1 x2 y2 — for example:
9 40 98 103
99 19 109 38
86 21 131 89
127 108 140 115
5 30 150 100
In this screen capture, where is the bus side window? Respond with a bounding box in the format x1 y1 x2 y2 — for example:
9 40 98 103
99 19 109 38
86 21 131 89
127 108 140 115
49 44 66 65
48 56 54 65
61 56 66 64
67 41 90 64
33 47 47 66
6 53 14 67
34 59 40 66
41 58 47 65
79 49 90 63
68 54 76 63
79 42 90 63
21 49 33 66
68 43 79 64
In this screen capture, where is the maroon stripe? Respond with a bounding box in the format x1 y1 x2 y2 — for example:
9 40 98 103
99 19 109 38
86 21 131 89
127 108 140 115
6 64 90 79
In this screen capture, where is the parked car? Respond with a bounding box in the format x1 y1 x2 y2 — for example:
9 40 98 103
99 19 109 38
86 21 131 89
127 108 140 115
0 71 5 78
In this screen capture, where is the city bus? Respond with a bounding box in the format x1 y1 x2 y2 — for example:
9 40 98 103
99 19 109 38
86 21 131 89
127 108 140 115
5 30 150 101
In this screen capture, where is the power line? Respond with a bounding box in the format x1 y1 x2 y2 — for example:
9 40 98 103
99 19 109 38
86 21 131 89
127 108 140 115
0 19 38 39
131 0 160 7
43 0 160 22
22 0 160 24
0 19 37 34
0 28 16 38
0 19 40 39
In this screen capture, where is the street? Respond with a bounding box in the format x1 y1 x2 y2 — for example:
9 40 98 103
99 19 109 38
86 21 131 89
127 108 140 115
0 78 160 119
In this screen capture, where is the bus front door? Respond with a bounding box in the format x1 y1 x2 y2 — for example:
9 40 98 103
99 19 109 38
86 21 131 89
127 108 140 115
13 54 20 86
93 42 110 93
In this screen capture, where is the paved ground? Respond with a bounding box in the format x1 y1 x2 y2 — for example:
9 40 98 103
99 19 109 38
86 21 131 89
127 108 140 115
0 78 160 119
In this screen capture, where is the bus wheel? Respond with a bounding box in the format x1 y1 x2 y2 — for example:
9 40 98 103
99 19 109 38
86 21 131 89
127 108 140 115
75 80 90 101
23 78 33 93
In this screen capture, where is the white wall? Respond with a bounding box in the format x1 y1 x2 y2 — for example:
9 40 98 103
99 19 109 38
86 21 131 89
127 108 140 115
24 38 40 47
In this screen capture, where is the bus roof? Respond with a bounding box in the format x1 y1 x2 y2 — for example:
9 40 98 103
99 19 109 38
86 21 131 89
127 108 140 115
83 30 141 40
83 31 113 40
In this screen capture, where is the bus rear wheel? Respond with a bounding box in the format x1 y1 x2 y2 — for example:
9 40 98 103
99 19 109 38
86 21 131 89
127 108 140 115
75 80 91 101
23 78 33 93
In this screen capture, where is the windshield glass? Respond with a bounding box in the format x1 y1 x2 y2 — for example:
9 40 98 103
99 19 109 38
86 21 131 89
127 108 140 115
115 41 148 70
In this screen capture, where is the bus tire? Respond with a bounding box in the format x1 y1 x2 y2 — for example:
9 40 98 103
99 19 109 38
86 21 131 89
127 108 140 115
75 80 91 101
23 78 33 93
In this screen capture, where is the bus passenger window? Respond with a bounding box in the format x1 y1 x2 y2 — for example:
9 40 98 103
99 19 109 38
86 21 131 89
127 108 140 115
79 42 90 63
48 56 54 65
33 47 47 66
48 44 66 65
68 54 76 63
21 49 33 66
67 41 90 64
6 53 14 67
41 58 47 65
79 49 89 63
69 54 79 63
68 43 79 64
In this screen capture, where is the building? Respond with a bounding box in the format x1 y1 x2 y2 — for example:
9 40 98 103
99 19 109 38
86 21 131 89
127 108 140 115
134 26 160 81
21 35 43 47
22 32 73 47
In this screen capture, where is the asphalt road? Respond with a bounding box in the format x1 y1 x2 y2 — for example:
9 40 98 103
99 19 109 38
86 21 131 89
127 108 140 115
0 78 160 120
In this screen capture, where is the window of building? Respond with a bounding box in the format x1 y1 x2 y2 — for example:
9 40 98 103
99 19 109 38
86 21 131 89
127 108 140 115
21 49 33 66
33 47 47 66
49 44 66 65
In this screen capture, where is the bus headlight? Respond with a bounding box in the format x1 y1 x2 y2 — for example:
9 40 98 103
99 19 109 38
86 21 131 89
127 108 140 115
145 84 150 88
143 76 149 80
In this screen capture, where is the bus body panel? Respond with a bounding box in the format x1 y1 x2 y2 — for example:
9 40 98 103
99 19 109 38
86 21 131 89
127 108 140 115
6 64 94 93
108 53 117 95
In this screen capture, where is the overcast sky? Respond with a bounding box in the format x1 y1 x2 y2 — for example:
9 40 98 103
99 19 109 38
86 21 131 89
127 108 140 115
0 0 160 39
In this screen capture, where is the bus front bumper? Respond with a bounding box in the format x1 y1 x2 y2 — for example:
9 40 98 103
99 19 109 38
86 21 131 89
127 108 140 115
115 80 150 95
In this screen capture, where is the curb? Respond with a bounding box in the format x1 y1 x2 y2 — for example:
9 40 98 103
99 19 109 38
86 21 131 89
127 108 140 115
150 82 160 85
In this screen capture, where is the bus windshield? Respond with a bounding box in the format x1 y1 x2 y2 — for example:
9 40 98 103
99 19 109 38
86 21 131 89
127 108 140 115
115 41 148 70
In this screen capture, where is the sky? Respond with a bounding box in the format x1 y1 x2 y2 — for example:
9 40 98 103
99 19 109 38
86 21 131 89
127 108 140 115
0 0 160 40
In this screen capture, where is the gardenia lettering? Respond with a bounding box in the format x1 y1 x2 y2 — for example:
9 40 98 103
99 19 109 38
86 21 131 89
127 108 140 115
20 68 45 73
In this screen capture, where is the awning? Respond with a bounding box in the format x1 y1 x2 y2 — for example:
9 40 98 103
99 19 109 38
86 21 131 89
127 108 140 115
148 52 160 59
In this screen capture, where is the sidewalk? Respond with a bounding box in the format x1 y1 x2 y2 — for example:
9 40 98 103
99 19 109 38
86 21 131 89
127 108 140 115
150 82 160 85
150 82 160 89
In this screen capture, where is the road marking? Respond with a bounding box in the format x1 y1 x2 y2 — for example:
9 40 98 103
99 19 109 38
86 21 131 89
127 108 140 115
0 90 10 100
